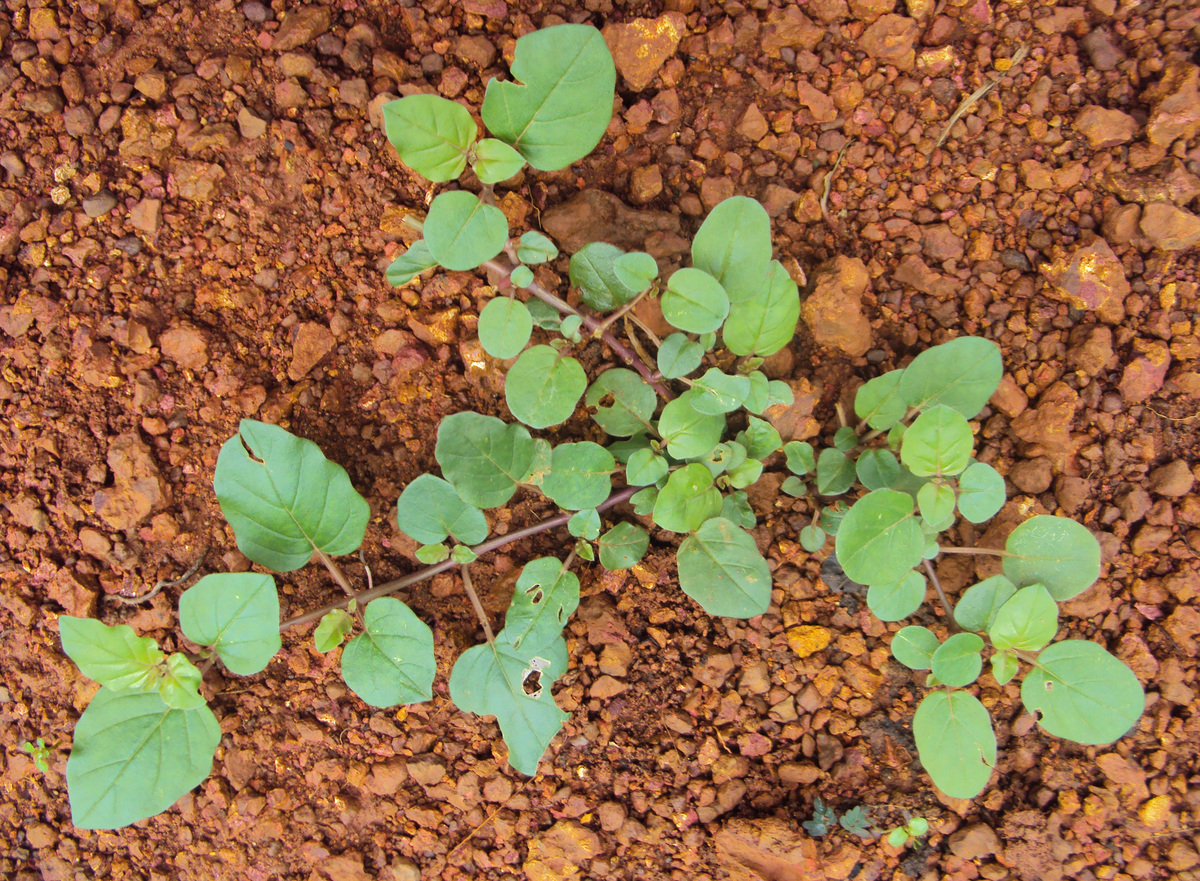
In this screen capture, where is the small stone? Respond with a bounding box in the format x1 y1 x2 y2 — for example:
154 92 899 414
989 374 1027 418
893 254 955 299
0 151 26 180
82 191 118 218
541 189 681 254
602 13 686 91
761 184 799 218
598 802 627 832
1000 249 1032 272
288 322 336 380
1149 460 1194 499
699 176 736 211
1080 28 1124 71
1118 340 1171 402
160 324 209 370
1020 159 1053 190
22 89 64 115
452 34 497 69
25 822 56 849
279 52 316 78
134 70 168 101
738 103 770 141
802 256 872 356
598 642 632 677
762 7 823 55
1073 105 1138 148
1009 381 1080 464
63 105 96 137
1145 62 1200 147
524 821 602 879
628 165 663 204
29 8 62 41
243 1 270 23
796 81 836 122
921 223 965 262
1101 203 1141 245
1039 238 1128 324
859 14 919 70
949 824 1002 860
787 625 831 659
93 434 170 532
237 107 268 139
589 675 628 699
6 496 49 531
319 854 371 881
1139 202 1200 251
1009 458 1053 494
1067 325 1113 376
848 0 895 23
129 198 162 233
272 6 332 51
275 80 309 108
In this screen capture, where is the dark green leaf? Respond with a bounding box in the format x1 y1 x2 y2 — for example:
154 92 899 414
656 332 705 379
585 368 657 437
691 368 750 415
653 463 722 534
541 442 614 510
930 632 985 687
891 625 940 670
479 296 533 360
396 473 489 546
784 441 815 476
517 231 558 264
816 448 856 495
626 448 668 486
613 251 658 291
721 260 800 356
867 571 925 622
953 575 1017 633
658 390 727 460
854 370 907 430
898 337 1003 418
598 522 649 569
856 449 901 490
956 462 1006 523
913 691 996 799
568 508 601 540
568 242 639 311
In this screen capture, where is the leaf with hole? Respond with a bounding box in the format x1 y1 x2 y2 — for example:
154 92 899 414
867 571 925 622
472 137 525 184
658 390 727 460
396 474 488 546
931 632 985 688
478 296 533 359
435 412 535 509
481 24 616 170
341 598 435 707
677 517 771 618
59 617 164 693
568 242 640 311
541 442 614 510
989 584 1058 652
585 368 657 437
505 557 581 652
505 345 587 429
158 654 205 710
1022 640 1144 744
900 406 973 477
722 260 800 356
913 690 996 799
891 625 940 670
653 463 722 534
953 575 1017 633
382 94 477 182
385 240 437 286
178 573 281 676
598 521 649 570
1002 516 1101 601
956 462 1006 523
661 268 730 334
855 369 907 430
656 332 705 379
898 336 1003 418
214 419 370 571
691 196 772 303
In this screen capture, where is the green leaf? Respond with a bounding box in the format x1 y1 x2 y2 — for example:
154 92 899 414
568 508 601 540
1002 516 1101 601
816 448 856 495
913 691 996 799
505 345 587 429
341 598 435 707
541 442 614 510
568 242 639 311
661 268 730 334
836 490 926 587
436 411 535 509
66 688 220 829
423 190 509 271
386 240 438 286
626 448 668 486
738 416 782 460
856 449 901 490
989 584 1058 651
509 264 534 288
867 571 925 622
822 502 849 536
957 462 1006 523
954 575 1017 632
854 370 907 430
887 422 906 451
607 434 652 464
990 650 1019 685
656 332 705 379
658 390 727 460
517 231 559 265
833 426 858 452
691 196 772 303
505 557 580 652
472 137 526 184
59 617 163 692
898 336 1003 418
214 420 370 572
721 260 800 356
1022 640 1144 744
931 632 985 687
888 828 910 848
396 474 488 546
576 540 595 562
891 625 940 670
416 543 450 564
598 522 649 570
784 441 815 476
178 573 281 676
478 297 533 359
721 492 757 529
653 463 723 534
799 524 827 552
726 458 762 489
448 631 569 775
314 608 354 653
767 380 794 408
585 368 657 437
558 315 582 342
451 545 478 564
382 94 477 182
677 517 771 618
613 251 658 291
631 486 657 516
527 298 562 329
158 653 205 710
917 482 956 525
480 24 616 171
900 405 973 477
742 371 771 414
781 476 806 497
691 368 751 415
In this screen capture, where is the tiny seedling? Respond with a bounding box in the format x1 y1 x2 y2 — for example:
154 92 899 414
886 816 930 849
802 797 838 837
22 738 51 773
54 22 1145 831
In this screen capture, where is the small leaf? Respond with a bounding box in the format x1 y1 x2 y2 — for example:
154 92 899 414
691 368 751 415
416 543 450 564
781 475 806 497
505 557 581 651
386 240 438 286
742 371 771 414
784 441 815 476
898 336 1003 418
559 315 583 342
957 462 1006 523
568 508 601 540
930 632 985 687
953 575 1017 632
423 190 509 271
517 231 558 264
472 137 526 184
726 458 762 489
990 650 1019 685
653 463 723 534
382 94 477 182
833 426 858 452
451 545 478 564
854 370 907 430
585 368 657 437
989 584 1058 651
691 196 772 303
856 449 901 490
626 448 668 486
607 434 652 464
436 411 535 509
478 297 533 359
867 571 925 622
900 405 974 477
341 598 436 707
576 540 595 562
677 517 771 618
505 345 587 429
1002 516 1101 601
598 522 650 570
799 524 826 552
657 390 727 460
721 492 757 529
527 298 562 329
541 442 615 510
631 486 658 516
816 448 856 496
721 260 800 356
178 573 281 676
1022 640 1144 744
913 691 996 799
314 609 354 653
656 332 706 379
158 654 205 710
738 416 782 460
888 828 910 848
613 251 658 291
661 268 731 334
215 420 370 571
891 625 940 670
917 482 956 525
510 264 535 288
59 617 164 692
767 380 794 408
569 242 639 311
396 474 489 545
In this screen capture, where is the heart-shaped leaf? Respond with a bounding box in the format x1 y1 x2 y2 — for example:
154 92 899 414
341 598 435 707
179 573 281 676
395 474 489 546
435 411 535 509
677 517 771 618
382 94 477 182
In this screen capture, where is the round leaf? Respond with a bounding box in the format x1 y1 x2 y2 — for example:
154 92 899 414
857 449 901 490
657 390 727 460
899 336 1003 417
626 448 668 486
472 137 526 184
988 584 1058 652
656 332 705 379
613 251 658 290
891 625 940 670
913 691 996 799
396 473 488 546
541 442 615 510
957 462 1006 523
691 196 772 303
799 524 827 552
917 482 956 526
423 190 508 271
953 574 1017 632
867 571 926 622
691 368 751 415
505 345 587 429
721 260 800 356
784 441 815 476
653 463 722 534
677 517 771 618
568 508 601 540
1022 640 1144 744
505 557 581 652
1002 516 1101 601
835 489 925 587
585 368 657 437
382 94 476 182
930 632 985 687
569 242 639 311
479 297 533 359
341 598 435 707
435 411 535 509
900 405 973 477
214 420 369 572
178 573 281 676
816 448 857 496
855 369 907 431
598 522 649 570
662 267 730 334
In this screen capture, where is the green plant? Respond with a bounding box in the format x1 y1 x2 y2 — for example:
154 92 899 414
21 738 51 773
886 816 930 849
54 22 1145 831
803 799 929 848
801 797 838 837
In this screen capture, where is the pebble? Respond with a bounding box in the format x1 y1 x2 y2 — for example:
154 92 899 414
1009 382 1079 463
999 248 1032 271
628 165 663 204
1101 203 1141 245
738 103 770 140
160 324 209 370
170 160 226 202
82 191 118 218
602 13 686 91
1145 61 1200 147
1073 105 1138 148
948 823 1002 860
1139 202 1200 250
129 198 162 233
1148 460 1194 499
242 0 270 22
134 70 168 101
237 107 268 139
63 105 95 137
859 14 918 70
786 625 832 658
1080 28 1124 71
0 151 26 180
921 223 965 262
849 0 896 23
802 256 872 356
541 189 681 254
288 322 336 380
762 7 822 55
1067 325 1113 376
1039 238 1127 324
272 6 332 51
92 434 170 531
1118 340 1171 402
796 81 836 122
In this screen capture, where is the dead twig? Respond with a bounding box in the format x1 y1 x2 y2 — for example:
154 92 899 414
110 545 209 606
820 139 854 235
932 44 1029 154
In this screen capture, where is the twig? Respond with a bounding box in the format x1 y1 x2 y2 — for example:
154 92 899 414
111 545 209 606
932 44 1029 153
591 286 652 338
924 559 957 629
460 564 495 644
820 139 854 235
445 776 536 862
939 546 1008 557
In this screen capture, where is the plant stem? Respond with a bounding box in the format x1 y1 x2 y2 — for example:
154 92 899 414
590 286 651 338
460 564 495 644
859 407 920 441
939 546 1008 557
316 549 356 597
280 485 640 631
923 559 957 629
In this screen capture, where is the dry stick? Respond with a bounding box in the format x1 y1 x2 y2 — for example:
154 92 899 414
923 559 957 629
280 485 640 631
820 139 854 235
932 44 1030 153
459 564 494 644
111 544 210 606
939 546 1008 558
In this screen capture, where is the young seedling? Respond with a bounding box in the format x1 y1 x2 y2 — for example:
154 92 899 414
886 816 931 849
22 738 51 773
